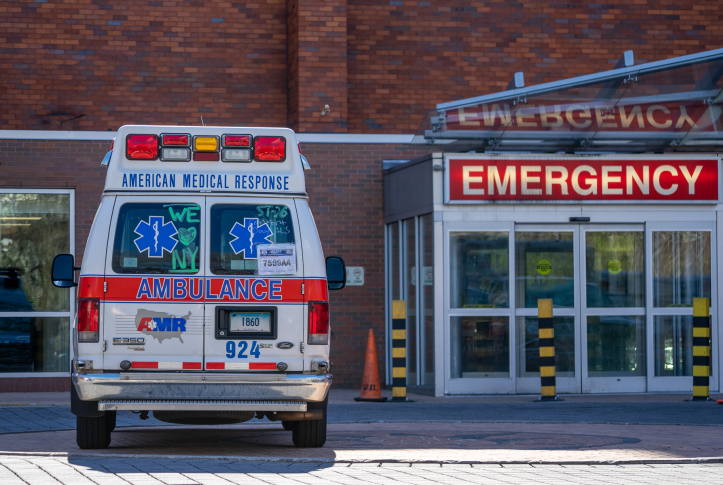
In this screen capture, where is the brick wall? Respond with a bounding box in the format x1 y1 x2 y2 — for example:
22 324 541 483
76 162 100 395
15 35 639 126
3 1 721 133
347 1 723 133
0 139 431 389
0 0 288 131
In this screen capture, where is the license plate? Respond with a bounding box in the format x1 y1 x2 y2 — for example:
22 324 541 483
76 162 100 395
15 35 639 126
229 312 271 332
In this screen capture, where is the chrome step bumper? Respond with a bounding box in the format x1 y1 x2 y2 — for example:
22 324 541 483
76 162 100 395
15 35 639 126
73 372 331 403
98 399 307 412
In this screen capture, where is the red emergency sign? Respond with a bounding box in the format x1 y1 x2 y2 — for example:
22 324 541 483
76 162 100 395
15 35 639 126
447 157 719 203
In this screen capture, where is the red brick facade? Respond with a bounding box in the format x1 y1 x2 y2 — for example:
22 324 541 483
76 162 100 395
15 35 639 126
0 139 431 388
2 1 721 133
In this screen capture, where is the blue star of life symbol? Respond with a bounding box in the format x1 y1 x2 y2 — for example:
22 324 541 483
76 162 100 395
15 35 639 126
229 218 272 259
134 216 178 258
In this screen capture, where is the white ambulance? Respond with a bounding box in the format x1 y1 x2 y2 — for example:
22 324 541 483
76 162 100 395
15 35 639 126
51 125 346 449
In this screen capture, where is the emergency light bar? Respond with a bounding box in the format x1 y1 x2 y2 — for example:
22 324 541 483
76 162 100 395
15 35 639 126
124 132 280 163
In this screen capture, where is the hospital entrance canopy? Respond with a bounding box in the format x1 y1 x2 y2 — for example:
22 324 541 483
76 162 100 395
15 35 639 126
413 49 723 154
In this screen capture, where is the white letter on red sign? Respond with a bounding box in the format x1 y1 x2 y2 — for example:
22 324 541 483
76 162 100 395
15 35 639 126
680 166 703 195
572 166 597 195
626 166 649 195
602 166 623 195
653 165 678 195
545 166 568 195
463 166 485 195
488 166 516 195
521 166 542 195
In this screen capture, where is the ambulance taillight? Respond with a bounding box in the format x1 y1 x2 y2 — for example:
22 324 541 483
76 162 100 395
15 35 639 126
308 301 329 344
126 135 159 160
254 136 286 162
77 299 100 342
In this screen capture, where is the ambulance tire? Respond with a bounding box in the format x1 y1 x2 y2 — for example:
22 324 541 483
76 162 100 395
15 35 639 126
281 421 294 431
76 416 111 449
292 396 327 447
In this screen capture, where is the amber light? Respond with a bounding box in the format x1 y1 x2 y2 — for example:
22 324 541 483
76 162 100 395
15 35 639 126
254 136 286 162
126 135 158 160
194 136 219 152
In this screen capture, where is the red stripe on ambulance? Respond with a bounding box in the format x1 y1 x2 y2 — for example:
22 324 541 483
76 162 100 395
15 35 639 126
79 276 327 303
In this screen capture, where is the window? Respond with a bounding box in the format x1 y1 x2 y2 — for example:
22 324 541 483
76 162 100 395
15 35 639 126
450 232 509 308
112 203 201 274
210 204 295 275
0 191 72 373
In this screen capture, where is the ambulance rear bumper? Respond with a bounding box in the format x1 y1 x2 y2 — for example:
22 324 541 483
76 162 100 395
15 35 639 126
72 372 331 403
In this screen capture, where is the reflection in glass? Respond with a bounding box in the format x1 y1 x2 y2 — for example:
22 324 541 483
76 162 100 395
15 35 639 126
653 231 711 307
515 232 574 308
403 219 417 385
451 316 508 378
0 193 70 312
419 214 435 387
654 315 695 376
585 231 644 308
450 232 509 308
587 315 645 377
516 317 574 377
0 317 69 372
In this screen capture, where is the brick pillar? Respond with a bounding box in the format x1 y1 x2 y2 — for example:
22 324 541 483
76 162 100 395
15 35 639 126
287 0 348 133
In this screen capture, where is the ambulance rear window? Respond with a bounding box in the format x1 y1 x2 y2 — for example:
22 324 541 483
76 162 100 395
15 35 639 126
210 204 295 275
111 203 201 274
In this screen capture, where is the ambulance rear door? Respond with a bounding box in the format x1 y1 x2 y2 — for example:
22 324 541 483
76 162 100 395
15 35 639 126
103 196 206 371
203 197 304 372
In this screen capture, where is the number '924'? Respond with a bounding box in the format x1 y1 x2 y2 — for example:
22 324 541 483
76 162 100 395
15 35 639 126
226 341 261 359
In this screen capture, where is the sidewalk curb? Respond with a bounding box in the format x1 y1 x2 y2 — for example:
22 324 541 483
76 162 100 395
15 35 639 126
0 451 722 466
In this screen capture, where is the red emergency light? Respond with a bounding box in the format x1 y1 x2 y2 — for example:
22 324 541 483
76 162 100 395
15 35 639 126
308 301 329 344
222 135 251 147
162 134 190 146
254 136 286 162
126 135 159 160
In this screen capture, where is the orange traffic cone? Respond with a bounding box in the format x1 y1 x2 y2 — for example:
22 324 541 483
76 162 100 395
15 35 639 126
354 329 388 402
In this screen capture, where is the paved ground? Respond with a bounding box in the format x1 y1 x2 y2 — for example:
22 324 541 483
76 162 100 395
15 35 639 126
1 390 722 483
0 457 722 484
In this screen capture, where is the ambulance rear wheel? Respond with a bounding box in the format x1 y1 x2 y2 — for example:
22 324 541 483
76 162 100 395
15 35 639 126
292 415 326 447
76 415 111 449
281 420 294 431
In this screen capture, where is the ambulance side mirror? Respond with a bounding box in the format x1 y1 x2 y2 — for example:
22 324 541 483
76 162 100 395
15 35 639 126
52 254 80 288
326 256 346 291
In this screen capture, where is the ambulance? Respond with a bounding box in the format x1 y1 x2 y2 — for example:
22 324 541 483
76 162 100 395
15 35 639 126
51 126 346 449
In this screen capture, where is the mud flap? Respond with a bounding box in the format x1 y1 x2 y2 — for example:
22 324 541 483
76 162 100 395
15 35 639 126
71 378 104 418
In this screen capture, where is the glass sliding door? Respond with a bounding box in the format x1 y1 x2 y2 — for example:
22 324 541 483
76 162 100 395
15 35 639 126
648 224 716 391
514 226 580 394
447 223 514 394
581 226 646 393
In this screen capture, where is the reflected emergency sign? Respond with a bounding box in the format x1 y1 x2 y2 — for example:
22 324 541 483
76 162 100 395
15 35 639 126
446 155 719 203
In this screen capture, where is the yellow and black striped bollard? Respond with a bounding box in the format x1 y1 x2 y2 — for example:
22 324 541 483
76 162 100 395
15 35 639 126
391 300 408 402
536 299 561 402
691 297 711 401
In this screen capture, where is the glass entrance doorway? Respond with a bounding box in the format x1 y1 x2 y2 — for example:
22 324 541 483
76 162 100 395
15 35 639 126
514 225 645 393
